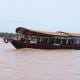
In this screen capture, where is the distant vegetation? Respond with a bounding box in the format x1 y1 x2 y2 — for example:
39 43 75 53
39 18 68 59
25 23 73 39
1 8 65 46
0 32 16 37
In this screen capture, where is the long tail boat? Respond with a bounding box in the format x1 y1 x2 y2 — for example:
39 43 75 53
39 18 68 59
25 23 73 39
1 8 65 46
3 27 80 49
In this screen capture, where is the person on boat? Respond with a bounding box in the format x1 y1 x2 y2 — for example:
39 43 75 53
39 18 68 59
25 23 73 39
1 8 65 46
20 38 25 42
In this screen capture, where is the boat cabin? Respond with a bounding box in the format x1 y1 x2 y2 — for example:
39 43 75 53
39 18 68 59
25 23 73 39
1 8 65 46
15 27 80 46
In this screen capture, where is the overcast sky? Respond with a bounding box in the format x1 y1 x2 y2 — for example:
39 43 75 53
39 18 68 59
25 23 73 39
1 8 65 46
0 0 80 33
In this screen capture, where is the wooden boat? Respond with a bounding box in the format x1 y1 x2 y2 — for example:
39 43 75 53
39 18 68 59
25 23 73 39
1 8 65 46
4 27 80 49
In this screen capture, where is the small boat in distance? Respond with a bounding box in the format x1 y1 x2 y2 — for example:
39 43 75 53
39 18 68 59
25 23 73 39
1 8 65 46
3 27 80 49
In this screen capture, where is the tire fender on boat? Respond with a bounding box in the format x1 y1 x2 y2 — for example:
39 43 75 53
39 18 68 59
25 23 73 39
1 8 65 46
4 38 8 43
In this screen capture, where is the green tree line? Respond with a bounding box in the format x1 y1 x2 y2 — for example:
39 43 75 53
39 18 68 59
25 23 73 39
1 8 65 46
0 32 16 37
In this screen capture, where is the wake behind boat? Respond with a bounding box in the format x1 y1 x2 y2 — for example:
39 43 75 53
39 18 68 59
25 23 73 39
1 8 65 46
3 27 80 49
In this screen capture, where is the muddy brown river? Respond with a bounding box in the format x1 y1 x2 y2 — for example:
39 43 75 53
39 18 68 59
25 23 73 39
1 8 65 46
0 38 80 80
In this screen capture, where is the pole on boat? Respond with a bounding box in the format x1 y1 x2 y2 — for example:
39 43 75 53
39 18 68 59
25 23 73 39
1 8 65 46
16 33 18 40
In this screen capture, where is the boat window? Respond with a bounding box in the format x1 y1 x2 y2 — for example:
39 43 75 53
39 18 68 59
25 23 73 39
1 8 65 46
31 36 37 41
47 37 54 44
16 33 24 40
26 35 32 40
40 37 48 44
54 38 61 44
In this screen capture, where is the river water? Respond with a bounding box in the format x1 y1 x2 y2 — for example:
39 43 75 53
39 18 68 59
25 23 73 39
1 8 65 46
0 38 80 80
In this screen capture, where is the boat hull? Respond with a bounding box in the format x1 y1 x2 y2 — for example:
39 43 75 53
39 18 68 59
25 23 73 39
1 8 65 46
9 39 80 49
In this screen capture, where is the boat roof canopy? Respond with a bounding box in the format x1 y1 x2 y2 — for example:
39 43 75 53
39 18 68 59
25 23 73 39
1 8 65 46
16 27 80 37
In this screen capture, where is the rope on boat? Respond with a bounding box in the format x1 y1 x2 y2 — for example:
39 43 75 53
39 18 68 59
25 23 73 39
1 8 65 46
3 37 8 43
